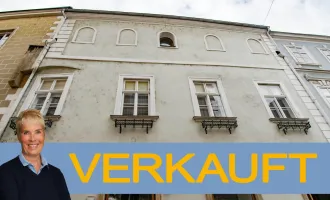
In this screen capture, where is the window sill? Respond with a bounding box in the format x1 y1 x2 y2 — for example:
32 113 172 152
44 115 61 121
193 116 238 134
269 118 311 134
110 115 159 134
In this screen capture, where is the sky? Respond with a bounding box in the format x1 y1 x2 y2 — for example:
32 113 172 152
1 0 330 36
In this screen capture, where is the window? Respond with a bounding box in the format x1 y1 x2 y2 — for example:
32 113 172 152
71 26 97 44
285 43 317 65
311 80 330 107
188 78 232 117
114 75 156 116
247 38 267 54
0 30 13 47
158 32 177 48
212 194 256 200
257 83 297 118
204 34 225 51
318 45 330 62
105 194 155 200
116 28 137 46
20 74 73 116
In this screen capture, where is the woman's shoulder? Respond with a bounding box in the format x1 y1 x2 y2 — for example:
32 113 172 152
0 156 20 174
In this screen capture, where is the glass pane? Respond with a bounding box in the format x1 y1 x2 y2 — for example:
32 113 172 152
200 107 209 117
210 95 225 117
123 93 135 104
31 94 47 110
40 80 53 90
197 96 207 106
194 83 204 93
276 97 295 118
123 94 135 116
268 85 283 96
138 81 148 91
301 53 312 63
266 97 283 118
258 85 270 95
205 83 218 94
45 93 61 116
54 79 66 90
137 94 148 115
125 81 135 90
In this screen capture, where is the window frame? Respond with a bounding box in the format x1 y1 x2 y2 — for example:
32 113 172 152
71 26 97 44
204 34 226 52
188 77 233 117
284 44 319 66
254 81 301 119
114 75 156 116
311 79 330 110
246 38 268 54
0 29 16 49
116 28 138 46
157 31 178 49
317 46 330 63
19 73 74 116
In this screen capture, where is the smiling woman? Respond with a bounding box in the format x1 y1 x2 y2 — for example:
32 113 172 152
0 109 71 200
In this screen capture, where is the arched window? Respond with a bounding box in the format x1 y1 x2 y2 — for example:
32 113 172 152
247 38 267 54
204 34 225 51
158 32 177 48
116 28 137 46
72 26 97 44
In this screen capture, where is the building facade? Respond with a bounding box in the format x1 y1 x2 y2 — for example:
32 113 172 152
271 31 330 142
0 7 71 136
0 8 329 200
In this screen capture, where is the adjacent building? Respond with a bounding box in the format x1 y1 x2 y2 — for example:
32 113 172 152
0 7 71 135
271 31 330 142
0 8 329 200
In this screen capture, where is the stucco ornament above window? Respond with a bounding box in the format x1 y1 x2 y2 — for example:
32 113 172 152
247 38 268 54
72 26 97 44
116 28 138 46
204 34 226 51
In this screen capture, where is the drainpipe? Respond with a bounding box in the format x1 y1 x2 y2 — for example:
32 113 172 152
0 9 67 140
266 28 330 131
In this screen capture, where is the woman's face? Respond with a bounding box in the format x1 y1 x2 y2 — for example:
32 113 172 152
18 118 45 158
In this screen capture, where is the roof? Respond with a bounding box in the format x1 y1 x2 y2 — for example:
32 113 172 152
64 8 269 30
0 6 72 14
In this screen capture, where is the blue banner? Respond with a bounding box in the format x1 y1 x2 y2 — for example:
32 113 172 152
0 143 329 194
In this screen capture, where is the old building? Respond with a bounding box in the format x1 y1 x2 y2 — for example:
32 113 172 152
271 31 330 142
0 7 71 136
0 8 329 200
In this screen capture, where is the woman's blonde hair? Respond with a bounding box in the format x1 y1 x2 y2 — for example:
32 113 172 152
16 109 45 134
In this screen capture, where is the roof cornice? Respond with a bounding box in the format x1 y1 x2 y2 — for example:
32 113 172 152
64 8 269 30
0 7 72 20
270 31 330 43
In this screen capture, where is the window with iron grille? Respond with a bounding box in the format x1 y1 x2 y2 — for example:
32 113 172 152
258 84 296 118
114 75 156 117
194 82 226 117
188 78 233 118
122 79 149 116
19 74 73 117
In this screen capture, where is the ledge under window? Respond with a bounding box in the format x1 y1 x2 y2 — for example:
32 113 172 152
110 115 159 134
193 116 238 134
9 115 61 135
269 118 311 135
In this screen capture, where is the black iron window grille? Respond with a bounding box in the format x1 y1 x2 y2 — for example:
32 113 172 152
110 115 159 134
269 118 311 135
193 116 238 134
9 115 61 135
